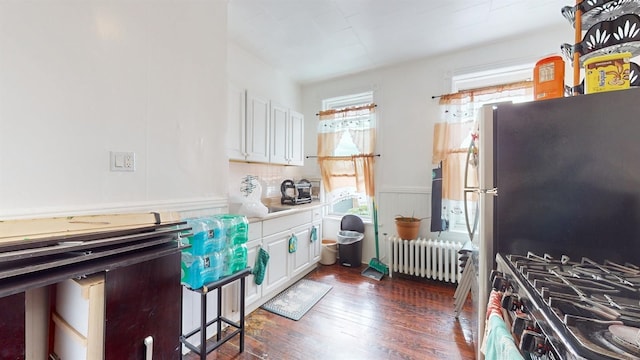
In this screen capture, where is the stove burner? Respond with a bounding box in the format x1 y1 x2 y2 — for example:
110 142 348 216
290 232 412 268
610 324 640 355
496 252 640 360
565 316 640 359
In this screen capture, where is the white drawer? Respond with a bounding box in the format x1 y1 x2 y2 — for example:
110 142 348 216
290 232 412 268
312 207 323 222
248 221 262 241
263 210 312 236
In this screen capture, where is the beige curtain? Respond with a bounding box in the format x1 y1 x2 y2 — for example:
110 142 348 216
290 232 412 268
354 154 375 196
433 121 476 201
433 81 533 231
317 104 376 195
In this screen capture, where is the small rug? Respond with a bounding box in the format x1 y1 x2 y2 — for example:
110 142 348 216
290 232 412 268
261 279 332 321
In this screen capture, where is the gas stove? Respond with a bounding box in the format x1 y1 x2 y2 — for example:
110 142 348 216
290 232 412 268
493 252 640 360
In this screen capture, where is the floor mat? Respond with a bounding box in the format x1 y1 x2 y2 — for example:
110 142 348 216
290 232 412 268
261 279 332 321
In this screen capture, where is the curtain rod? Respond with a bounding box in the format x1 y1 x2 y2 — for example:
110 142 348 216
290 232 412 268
431 80 534 100
315 103 377 116
306 154 381 159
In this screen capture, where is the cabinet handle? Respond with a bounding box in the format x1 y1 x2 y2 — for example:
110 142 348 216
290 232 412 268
144 336 153 360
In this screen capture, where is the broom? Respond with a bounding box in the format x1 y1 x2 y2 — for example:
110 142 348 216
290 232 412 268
362 196 388 280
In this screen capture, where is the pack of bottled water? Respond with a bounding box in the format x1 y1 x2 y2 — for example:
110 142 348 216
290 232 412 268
180 214 248 289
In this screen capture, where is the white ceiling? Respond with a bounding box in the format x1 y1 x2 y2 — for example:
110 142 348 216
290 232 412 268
228 0 569 84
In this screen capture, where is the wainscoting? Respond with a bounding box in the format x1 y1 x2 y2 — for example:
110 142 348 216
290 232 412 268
321 187 434 266
377 187 431 237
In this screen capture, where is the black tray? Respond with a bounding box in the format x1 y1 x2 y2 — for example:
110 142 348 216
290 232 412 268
561 14 640 67
562 0 640 29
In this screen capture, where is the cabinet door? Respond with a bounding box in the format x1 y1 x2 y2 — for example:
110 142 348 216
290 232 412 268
104 252 181 360
245 239 262 311
262 233 289 296
291 227 311 277
288 110 304 166
246 92 270 163
310 221 322 263
0 292 25 359
227 83 246 161
270 102 289 165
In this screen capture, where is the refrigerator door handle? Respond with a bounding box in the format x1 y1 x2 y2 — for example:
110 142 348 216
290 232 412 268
463 138 481 241
463 138 478 189
483 188 498 196
463 189 480 242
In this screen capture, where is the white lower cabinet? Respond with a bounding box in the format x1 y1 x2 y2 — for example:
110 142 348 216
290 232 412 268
246 208 323 312
245 238 262 309
311 221 322 263
262 232 291 295
311 207 323 263
290 226 311 278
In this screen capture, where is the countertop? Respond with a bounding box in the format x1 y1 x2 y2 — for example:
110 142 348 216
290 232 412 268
246 200 326 222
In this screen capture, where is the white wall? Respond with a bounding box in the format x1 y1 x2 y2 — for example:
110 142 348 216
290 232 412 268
302 23 571 261
0 0 228 219
228 42 301 110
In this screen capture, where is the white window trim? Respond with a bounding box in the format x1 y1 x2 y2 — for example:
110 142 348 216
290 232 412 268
323 91 374 110
452 63 534 92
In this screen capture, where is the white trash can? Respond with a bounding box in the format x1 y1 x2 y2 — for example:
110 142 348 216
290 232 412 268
320 239 337 265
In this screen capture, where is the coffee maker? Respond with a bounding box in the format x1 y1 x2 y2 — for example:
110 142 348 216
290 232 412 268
280 179 312 205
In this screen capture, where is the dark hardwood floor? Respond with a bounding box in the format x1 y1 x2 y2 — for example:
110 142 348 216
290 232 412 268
184 264 477 360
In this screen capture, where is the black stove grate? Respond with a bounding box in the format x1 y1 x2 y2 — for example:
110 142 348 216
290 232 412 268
495 253 640 360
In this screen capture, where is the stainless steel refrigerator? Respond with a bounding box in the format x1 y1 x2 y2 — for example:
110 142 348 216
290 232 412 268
474 87 640 358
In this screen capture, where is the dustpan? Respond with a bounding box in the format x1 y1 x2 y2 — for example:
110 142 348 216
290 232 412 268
362 197 388 281
362 265 384 280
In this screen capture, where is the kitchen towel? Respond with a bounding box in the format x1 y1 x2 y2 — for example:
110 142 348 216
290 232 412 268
481 290 524 360
288 234 297 253
482 314 524 360
252 247 269 285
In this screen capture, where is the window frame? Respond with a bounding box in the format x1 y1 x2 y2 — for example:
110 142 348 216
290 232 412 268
444 65 535 236
321 91 375 219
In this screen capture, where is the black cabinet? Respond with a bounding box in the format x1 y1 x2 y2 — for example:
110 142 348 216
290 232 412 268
0 292 25 359
105 251 181 360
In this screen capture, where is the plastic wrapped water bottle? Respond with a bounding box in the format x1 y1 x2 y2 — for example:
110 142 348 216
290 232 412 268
183 218 212 256
180 251 224 289
214 214 249 245
201 216 225 252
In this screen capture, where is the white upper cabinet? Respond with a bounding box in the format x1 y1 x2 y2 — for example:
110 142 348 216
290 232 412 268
270 103 304 166
227 85 303 166
245 92 270 163
270 102 289 165
288 110 304 166
227 83 246 161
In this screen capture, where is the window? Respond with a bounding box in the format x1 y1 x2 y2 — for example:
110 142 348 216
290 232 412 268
435 66 534 236
319 91 375 217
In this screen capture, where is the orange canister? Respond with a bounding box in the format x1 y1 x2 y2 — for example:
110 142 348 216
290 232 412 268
534 56 565 100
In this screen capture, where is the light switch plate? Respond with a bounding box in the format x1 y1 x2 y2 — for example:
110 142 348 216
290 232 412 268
110 151 135 172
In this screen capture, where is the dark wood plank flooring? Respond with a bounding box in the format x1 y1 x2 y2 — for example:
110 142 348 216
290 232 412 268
184 264 476 360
